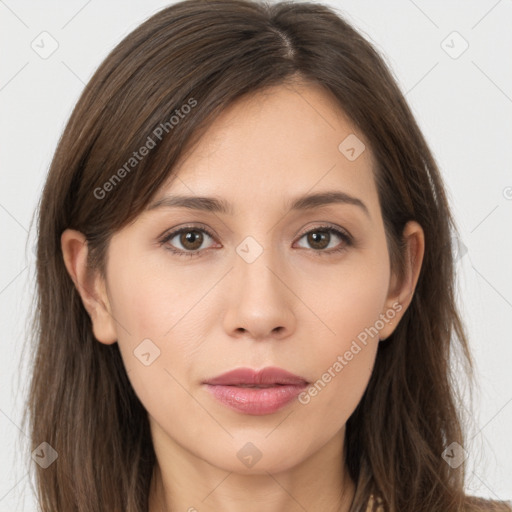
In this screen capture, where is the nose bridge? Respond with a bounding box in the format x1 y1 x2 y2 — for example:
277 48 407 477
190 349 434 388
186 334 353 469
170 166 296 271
234 234 283 303
223 233 295 339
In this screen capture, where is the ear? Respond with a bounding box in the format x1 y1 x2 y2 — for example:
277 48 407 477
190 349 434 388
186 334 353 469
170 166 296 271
61 229 117 345
378 220 425 341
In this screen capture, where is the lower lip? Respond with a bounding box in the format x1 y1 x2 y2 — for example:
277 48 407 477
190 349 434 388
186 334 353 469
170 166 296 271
204 383 308 415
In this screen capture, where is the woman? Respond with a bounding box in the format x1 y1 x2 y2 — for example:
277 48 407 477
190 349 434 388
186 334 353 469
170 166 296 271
25 0 512 510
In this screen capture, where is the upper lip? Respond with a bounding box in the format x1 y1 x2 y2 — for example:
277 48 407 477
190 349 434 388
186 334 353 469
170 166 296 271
203 366 309 387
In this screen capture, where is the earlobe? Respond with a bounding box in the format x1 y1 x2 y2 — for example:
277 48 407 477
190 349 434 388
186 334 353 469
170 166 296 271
61 229 117 345
379 221 425 340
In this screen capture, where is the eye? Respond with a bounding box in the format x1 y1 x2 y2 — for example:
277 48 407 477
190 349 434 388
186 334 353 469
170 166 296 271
159 223 353 259
160 225 217 258
294 225 352 254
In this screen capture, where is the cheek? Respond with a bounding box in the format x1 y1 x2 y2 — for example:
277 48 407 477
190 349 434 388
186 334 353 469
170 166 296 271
107 247 210 345
104 251 209 404
106 270 210 443
303 245 390 344
297 253 390 416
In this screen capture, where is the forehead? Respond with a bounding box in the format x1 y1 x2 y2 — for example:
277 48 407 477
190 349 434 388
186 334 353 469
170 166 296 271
154 82 379 216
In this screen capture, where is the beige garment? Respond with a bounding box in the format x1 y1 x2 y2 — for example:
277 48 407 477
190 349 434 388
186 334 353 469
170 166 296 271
366 494 384 511
365 495 512 511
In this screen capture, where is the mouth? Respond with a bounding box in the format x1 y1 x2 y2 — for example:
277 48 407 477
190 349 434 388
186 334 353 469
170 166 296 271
202 366 309 415
228 384 286 388
202 366 309 387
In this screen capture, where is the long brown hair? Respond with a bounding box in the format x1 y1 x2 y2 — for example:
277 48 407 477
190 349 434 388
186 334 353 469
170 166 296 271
24 0 511 511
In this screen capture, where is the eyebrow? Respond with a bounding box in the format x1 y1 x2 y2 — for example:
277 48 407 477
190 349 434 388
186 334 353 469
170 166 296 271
147 190 370 218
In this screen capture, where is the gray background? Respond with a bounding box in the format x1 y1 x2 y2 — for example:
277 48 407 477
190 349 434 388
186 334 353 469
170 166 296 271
1 0 511 510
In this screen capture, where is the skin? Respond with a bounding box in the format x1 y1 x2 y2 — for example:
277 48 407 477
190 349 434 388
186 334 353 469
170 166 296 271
62 81 424 512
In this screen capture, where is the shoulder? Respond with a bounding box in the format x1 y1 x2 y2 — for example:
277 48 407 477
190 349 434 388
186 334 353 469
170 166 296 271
463 495 512 511
365 494 512 511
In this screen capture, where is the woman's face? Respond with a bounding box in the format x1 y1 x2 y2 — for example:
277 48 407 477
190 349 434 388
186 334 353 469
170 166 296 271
66 82 422 475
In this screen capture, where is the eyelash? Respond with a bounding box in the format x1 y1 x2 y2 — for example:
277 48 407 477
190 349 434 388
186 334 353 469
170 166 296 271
159 224 353 259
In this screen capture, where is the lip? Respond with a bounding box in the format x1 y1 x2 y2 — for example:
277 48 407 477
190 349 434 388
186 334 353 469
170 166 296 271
202 366 309 415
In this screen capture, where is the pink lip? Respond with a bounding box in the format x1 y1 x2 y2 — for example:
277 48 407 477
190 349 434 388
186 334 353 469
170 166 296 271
202 367 309 415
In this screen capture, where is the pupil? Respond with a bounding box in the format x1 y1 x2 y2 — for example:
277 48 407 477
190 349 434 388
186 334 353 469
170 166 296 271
309 231 328 249
183 231 202 249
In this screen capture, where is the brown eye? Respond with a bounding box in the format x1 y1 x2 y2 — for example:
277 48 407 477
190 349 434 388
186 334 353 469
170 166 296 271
295 225 352 254
161 226 217 257
178 230 205 251
305 230 330 250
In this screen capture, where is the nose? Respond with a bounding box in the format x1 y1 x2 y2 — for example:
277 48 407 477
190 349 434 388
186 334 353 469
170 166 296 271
222 242 296 342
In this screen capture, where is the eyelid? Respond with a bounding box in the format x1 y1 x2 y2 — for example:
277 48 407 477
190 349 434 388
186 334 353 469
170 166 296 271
159 222 353 257
295 222 352 242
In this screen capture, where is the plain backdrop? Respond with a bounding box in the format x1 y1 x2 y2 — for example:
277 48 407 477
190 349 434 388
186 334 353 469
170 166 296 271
1 0 511 510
